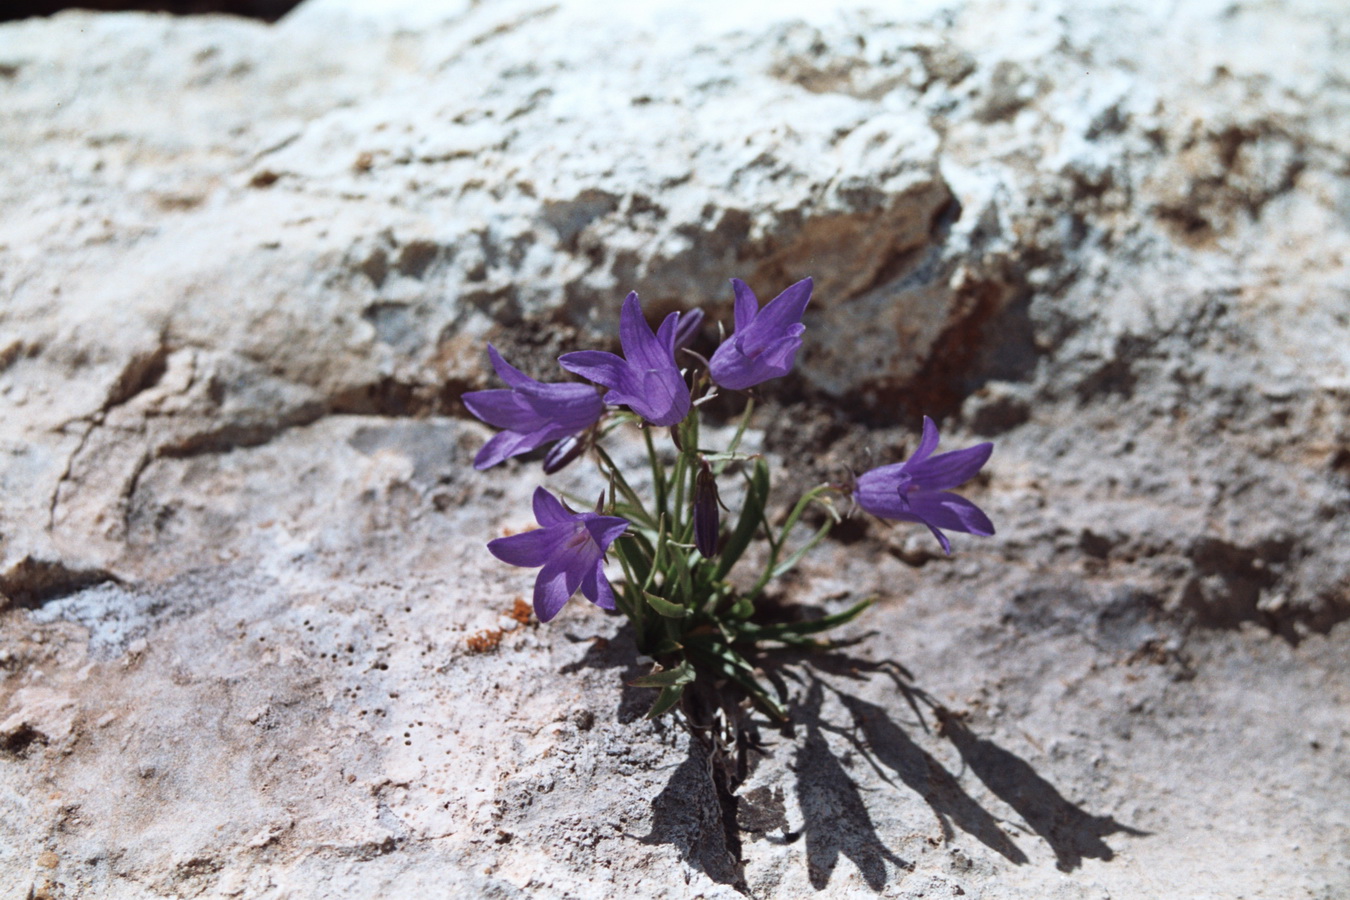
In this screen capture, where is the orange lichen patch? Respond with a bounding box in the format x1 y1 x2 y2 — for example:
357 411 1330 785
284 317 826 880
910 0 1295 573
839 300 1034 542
507 597 532 627
465 629 505 653
465 597 533 653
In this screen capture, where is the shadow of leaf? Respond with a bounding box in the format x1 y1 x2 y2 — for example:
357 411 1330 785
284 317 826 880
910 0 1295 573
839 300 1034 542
938 712 1148 872
833 691 1029 864
794 679 911 890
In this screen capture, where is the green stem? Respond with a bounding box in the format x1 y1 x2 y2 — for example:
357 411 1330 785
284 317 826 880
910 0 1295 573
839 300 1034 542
747 484 840 600
643 426 667 518
593 444 655 529
671 448 690 535
714 396 755 476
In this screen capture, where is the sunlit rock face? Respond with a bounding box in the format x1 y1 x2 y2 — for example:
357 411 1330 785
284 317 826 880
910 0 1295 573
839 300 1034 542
1 1 1347 898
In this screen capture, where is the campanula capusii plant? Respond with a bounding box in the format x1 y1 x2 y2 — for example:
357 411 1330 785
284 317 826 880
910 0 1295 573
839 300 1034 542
469 278 994 720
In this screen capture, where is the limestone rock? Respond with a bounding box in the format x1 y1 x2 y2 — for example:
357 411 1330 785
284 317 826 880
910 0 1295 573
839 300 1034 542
1 1 1347 898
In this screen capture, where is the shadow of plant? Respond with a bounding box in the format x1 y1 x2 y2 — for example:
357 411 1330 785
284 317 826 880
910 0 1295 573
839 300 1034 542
791 678 912 890
634 643 1145 894
934 708 1146 872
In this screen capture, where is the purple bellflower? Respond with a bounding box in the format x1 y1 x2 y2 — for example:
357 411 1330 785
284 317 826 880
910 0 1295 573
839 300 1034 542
487 487 629 622
853 416 994 555
559 292 692 427
462 345 605 471
709 277 812 391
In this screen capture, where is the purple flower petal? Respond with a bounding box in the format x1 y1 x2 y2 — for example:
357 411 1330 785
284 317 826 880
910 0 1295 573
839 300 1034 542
756 332 805 372
635 368 691 426
741 278 812 351
580 561 617 610
562 295 690 426
532 486 572 526
467 347 604 470
906 492 995 538
654 310 681 355
704 346 761 392
673 307 705 353
534 556 580 622
923 522 953 555
486 344 536 391
853 472 923 520
517 386 604 431
910 416 941 466
853 417 994 554
488 488 629 623
487 528 563 568
731 279 758 333
584 514 630 548
558 350 635 393
474 428 543 470
710 278 812 391
903 442 994 491
461 390 542 432
618 292 670 373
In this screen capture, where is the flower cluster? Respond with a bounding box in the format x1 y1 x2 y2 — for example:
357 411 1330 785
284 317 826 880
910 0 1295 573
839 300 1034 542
467 278 994 719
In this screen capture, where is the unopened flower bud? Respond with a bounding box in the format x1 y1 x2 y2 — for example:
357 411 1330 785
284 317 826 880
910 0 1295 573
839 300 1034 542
694 461 720 558
542 433 587 473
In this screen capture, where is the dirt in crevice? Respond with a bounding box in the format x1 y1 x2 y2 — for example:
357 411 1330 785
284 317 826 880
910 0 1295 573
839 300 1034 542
0 557 119 610
1 1 302 22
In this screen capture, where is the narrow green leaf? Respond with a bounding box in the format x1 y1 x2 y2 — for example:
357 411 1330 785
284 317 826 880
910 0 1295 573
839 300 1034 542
687 644 786 721
645 683 687 719
642 514 667 592
670 447 689 535
769 519 834 580
630 659 696 688
714 457 770 582
643 590 690 619
613 535 652 591
738 597 874 642
669 542 695 605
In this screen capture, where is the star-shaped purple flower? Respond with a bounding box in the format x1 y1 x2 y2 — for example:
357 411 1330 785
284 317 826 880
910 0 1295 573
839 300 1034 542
487 488 629 622
708 277 812 391
558 292 692 427
853 416 995 555
462 345 605 471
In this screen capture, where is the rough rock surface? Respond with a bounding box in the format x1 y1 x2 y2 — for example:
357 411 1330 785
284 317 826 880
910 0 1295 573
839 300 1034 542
1 0 1347 897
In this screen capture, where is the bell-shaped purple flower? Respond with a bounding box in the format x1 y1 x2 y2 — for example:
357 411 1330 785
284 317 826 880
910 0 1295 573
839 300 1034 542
462 345 604 471
487 488 629 622
558 292 692 427
709 277 812 391
853 416 995 555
